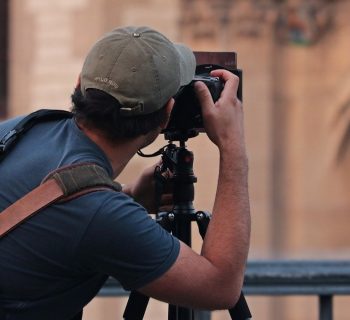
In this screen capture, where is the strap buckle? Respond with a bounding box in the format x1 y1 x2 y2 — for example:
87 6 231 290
0 130 18 153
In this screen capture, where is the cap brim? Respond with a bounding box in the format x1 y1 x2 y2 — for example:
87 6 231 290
174 44 196 86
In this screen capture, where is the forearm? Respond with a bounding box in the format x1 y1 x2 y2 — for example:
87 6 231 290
140 148 251 309
201 146 251 291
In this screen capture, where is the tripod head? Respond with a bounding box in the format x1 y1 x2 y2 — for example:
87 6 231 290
138 137 198 216
159 140 197 215
163 129 199 142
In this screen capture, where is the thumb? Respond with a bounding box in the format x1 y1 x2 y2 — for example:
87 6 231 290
194 81 214 114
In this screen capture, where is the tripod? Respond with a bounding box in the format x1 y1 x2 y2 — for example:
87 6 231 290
123 139 251 320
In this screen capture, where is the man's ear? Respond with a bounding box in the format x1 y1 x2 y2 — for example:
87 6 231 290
160 98 175 130
76 73 81 89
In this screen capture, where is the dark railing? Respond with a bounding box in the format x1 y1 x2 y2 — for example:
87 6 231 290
98 260 350 320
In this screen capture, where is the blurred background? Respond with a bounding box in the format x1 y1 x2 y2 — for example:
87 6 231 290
0 0 349 319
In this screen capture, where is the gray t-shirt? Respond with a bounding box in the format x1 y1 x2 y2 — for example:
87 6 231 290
0 115 180 319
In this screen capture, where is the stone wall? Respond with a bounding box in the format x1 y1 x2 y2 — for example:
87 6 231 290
7 0 350 319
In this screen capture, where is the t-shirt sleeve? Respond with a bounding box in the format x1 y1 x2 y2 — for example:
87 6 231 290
76 191 180 291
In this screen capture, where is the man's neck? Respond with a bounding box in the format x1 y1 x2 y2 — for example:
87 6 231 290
77 124 146 179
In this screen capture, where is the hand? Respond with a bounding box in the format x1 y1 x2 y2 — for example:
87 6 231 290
138 74 250 312
194 69 246 157
122 162 173 214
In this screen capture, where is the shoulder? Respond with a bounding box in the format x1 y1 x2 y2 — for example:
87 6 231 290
71 189 152 237
81 189 146 217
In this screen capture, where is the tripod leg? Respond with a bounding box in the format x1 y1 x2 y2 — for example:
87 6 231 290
228 292 251 320
168 305 194 320
168 305 177 320
196 211 252 320
123 212 176 320
178 306 193 319
123 291 150 320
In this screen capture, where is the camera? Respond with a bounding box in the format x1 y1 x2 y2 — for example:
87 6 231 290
163 52 242 141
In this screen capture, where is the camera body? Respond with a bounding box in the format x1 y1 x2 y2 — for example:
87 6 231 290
163 52 242 141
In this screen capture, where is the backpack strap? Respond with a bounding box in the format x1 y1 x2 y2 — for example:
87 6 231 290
0 109 72 162
0 163 122 239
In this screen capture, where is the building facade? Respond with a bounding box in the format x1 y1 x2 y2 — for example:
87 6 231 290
2 0 349 319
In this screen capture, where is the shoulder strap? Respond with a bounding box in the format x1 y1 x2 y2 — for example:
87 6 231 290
0 163 122 239
0 109 72 162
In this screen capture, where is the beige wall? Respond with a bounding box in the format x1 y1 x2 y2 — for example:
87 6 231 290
7 0 350 319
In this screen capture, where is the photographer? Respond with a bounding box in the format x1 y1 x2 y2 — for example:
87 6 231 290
0 26 250 319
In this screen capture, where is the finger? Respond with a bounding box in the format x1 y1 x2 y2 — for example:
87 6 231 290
210 69 240 99
152 159 162 169
149 161 163 178
194 81 215 114
210 69 238 83
161 168 173 179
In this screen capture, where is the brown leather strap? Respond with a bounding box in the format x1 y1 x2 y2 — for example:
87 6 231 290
0 179 63 238
0 163 122 239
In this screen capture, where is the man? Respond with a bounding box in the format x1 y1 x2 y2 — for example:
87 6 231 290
0 26 250 319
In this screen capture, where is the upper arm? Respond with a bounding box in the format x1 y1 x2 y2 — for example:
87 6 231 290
77 192 180 290
77 192 243 310
138 241 242 310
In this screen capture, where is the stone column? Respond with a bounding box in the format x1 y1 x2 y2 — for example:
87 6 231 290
8 0 110 116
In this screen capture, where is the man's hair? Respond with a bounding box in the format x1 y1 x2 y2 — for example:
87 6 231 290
71 87 168 140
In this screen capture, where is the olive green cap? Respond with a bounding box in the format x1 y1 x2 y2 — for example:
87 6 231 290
80 26 196 116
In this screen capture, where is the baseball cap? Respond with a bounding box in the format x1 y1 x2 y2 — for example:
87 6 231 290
80 26 196 117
